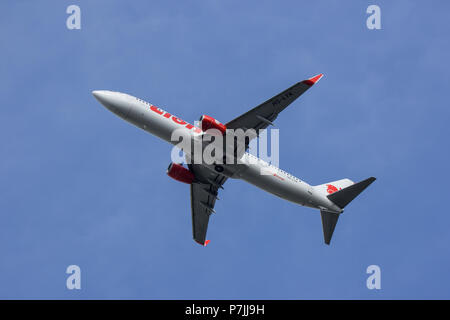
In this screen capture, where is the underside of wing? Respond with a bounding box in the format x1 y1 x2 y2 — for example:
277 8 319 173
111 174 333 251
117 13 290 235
226 74 323 134
188 164 227 246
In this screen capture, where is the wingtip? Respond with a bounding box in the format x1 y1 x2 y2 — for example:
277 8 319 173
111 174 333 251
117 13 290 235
303 73 324 86
195 239 211 246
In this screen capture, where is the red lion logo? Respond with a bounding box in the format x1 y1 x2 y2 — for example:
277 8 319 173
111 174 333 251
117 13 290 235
326 184 338 194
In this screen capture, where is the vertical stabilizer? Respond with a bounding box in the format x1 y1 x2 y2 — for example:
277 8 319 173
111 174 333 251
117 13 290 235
319 177 376 245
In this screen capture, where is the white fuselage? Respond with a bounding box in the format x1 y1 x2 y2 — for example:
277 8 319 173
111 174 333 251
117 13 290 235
93 90 342 214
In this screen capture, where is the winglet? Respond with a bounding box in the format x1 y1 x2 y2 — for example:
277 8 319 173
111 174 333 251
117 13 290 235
194 239 211 246
303 73 324 86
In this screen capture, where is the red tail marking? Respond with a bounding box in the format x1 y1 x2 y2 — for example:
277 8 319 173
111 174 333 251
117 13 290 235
326 184 338 194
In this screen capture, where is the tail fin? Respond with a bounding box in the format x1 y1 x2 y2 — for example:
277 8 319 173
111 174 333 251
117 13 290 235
315 178 354 196
320 177 376 245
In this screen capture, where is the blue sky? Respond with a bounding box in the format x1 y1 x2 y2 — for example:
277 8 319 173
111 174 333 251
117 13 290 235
1 1 449 299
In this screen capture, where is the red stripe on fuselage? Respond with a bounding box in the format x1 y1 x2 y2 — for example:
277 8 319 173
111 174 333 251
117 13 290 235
149 105 202 133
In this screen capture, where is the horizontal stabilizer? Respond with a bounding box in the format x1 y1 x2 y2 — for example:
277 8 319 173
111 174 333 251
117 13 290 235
321 210 340 245
327 177 376 209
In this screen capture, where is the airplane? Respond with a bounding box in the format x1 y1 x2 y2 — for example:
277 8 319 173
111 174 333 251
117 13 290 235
92 74 375 246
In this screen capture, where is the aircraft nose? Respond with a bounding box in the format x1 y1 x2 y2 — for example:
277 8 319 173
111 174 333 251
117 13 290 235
92 90 103 99
92 90 112 106
92 90 131 119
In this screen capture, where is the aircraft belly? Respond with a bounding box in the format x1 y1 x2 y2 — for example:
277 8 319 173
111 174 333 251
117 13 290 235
237 163 311 206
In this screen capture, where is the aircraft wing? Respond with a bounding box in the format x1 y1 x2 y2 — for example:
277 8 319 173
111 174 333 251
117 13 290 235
226 74 323 135
188 164 227 246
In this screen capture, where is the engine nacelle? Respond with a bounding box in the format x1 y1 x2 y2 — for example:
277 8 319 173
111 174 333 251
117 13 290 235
167 163 194 184
199 115 227 135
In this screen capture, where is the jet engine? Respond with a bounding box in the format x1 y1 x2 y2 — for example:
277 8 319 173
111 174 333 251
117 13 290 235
199 115 227 135
167 163 194 184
